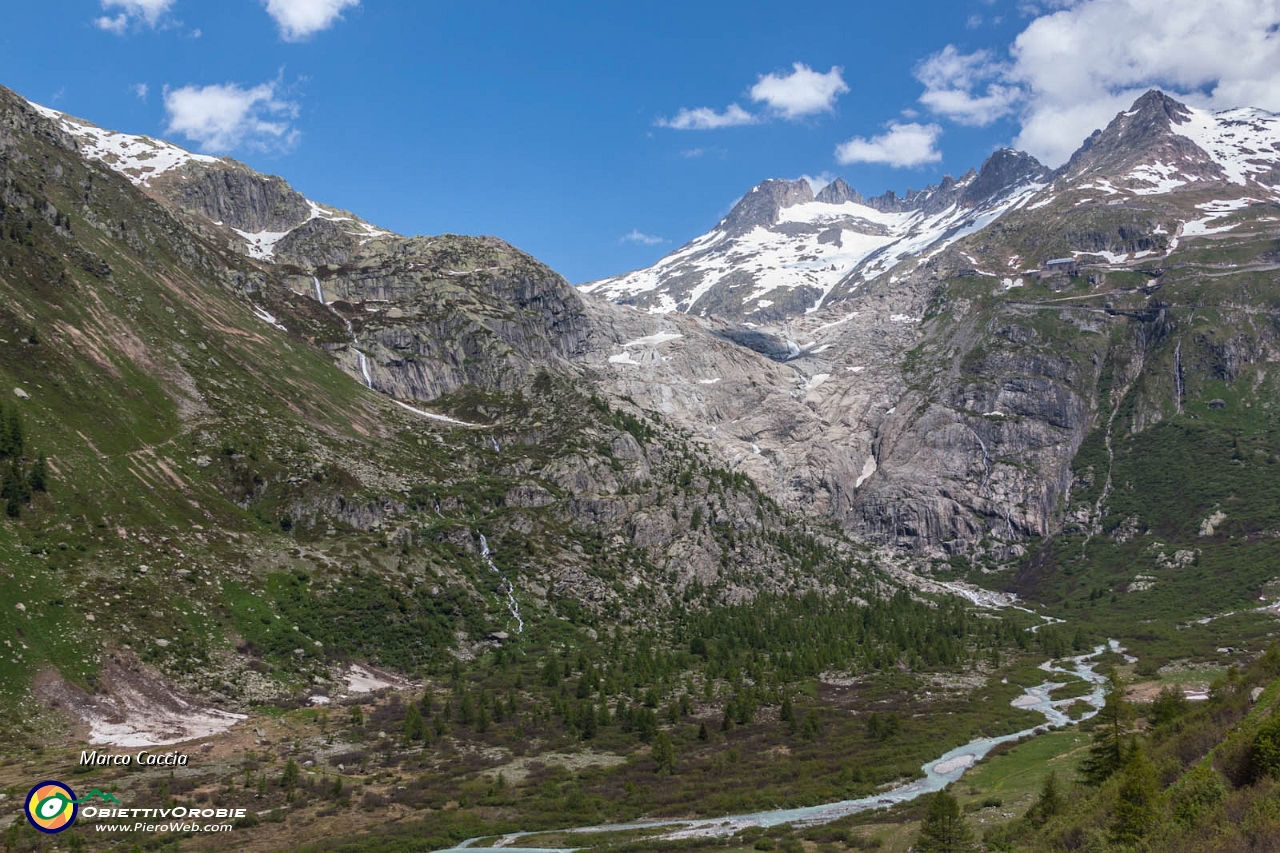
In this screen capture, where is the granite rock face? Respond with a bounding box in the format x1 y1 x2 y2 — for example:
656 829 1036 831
305 234 595 402
162 162 312 233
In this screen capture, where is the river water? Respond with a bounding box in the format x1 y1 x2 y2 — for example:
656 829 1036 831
435 639 1118 851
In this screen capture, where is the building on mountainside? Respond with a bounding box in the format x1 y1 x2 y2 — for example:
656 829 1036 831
1040 257 1079 278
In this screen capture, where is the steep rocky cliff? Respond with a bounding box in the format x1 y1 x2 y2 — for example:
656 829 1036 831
585 89 1280 563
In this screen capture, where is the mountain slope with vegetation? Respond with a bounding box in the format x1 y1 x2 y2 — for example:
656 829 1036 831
4 81 1280 853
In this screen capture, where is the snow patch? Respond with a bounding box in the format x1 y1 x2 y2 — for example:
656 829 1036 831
27 101 219 186
803 373 830 391
251 305 287 331
391 399 479 427
1127 162 1190 195
622 332 683 347
1173 105 1280 186
232 227 292 260
344 664 405 694
855 455 877 488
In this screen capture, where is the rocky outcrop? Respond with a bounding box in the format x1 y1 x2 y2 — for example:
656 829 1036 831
718 179 815 236
815 178 862 205
275 218 363 267
160 162 312 233
320 235 595 401
960 150 1049 208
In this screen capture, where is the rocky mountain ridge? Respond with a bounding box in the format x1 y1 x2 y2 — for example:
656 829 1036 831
581 150 1050 321
583 91 1280 322
16 85 1280 571
583 89 1280 562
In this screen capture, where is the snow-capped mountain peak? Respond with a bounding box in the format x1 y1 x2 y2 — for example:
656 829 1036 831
585 91 1280 323
27 102 221 187
583 151 1048 320
25 99 396 265
1060 90 1280 196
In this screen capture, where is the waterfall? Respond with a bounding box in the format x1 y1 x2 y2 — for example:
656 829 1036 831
313 275 374 390
477 534 523 633
1174 341 1184 414
356 351 373 388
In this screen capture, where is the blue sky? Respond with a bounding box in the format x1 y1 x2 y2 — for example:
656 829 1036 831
3 1 1279 282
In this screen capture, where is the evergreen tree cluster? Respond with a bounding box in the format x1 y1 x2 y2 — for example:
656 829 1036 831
0 400 45 517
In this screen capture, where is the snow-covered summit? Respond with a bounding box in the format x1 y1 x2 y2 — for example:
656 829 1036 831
1060 91 1280 197
27 101 221 187
583 151 1048 320
585 92 1280 323
26 99 395 264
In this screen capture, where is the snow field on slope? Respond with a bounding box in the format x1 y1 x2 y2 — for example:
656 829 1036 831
588 181 1047 316
1173 106 1280 186
28 102 219 186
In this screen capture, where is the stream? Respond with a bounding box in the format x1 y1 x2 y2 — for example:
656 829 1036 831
480 535 524 635
436 636 1118 851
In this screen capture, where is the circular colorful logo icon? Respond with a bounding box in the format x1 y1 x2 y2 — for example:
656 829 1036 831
25 781 77 834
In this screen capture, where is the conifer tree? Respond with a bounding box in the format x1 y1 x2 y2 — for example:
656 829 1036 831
1028 771 1061 826
404 703 426 742
28 453 47 493
1081 675 1134 785
652 730 675 775
1110 741 1159 845
916 791 977 853
780 693 797 735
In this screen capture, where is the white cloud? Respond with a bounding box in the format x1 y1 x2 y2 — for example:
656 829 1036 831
263 0 360 41
657 104 757 131
915 46 1020 126
680 146 728 159
835 122 943 167
95 0 173 32
133 83 149 101
658 61 847 131
917 0 1280 166
621 230 667 246
750 63 849 120
163 80 300 154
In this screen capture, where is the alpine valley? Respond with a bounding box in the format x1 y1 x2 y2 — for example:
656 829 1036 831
4 83 1280 853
